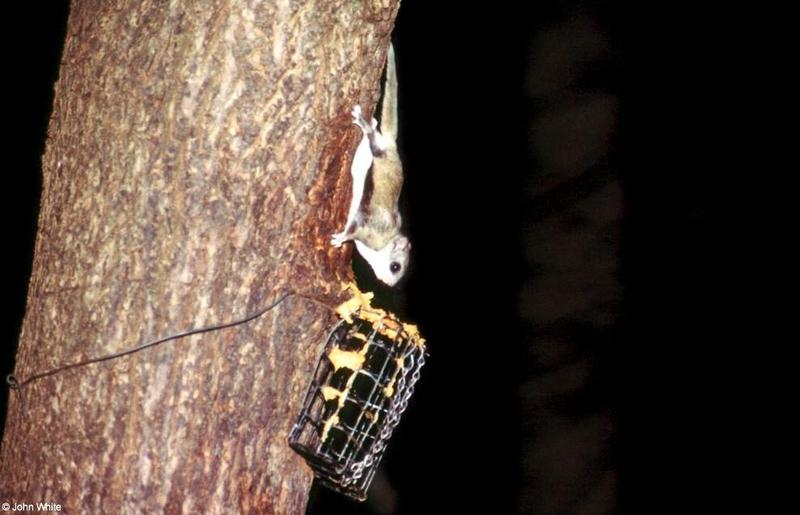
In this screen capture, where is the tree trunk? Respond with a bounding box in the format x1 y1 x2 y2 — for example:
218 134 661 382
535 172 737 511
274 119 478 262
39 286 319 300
1 0 399 512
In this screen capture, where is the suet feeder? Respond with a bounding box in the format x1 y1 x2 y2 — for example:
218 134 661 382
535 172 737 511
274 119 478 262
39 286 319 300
289 285 426 501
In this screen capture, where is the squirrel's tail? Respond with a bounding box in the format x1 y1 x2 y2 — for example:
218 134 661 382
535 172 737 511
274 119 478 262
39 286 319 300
380 43 398 142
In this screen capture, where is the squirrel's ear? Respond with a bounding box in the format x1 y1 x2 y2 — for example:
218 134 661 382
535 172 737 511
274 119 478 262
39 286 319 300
395 235 411 251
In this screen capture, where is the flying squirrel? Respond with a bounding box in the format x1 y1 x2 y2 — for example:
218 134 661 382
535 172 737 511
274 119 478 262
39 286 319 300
331 43 410 287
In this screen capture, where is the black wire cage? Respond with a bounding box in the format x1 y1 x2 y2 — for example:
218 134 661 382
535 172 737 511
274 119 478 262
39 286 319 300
288 304 426 501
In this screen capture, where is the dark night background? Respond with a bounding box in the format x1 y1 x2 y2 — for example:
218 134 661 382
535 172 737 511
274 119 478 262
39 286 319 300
3 2 713 514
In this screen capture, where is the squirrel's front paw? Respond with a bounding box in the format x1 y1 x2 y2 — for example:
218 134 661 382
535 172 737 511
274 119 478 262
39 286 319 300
331 232 348 247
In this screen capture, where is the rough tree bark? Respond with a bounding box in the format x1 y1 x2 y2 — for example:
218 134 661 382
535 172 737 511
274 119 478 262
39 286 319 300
1 0 399 512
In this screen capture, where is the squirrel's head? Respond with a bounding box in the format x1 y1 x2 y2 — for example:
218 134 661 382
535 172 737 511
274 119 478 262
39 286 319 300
355 235 411 287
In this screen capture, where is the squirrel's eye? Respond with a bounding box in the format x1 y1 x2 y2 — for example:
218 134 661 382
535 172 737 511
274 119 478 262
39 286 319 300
390 262 401 273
